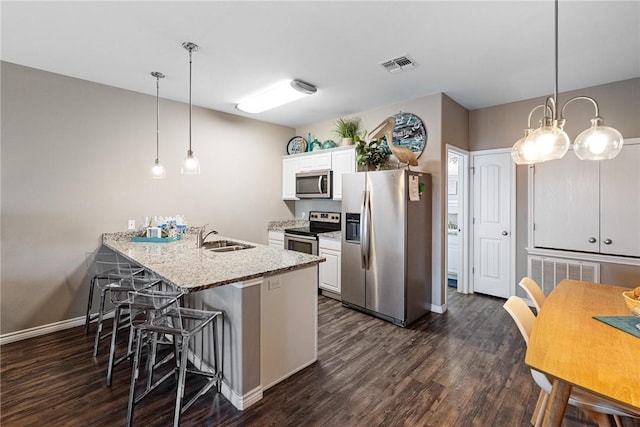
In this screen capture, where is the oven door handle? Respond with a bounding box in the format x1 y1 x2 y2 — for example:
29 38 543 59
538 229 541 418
284 233 317 241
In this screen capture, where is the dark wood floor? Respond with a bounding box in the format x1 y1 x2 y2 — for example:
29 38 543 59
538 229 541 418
2 288 638 427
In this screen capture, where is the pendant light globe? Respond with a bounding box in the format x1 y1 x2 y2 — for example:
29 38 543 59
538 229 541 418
573 117 624 160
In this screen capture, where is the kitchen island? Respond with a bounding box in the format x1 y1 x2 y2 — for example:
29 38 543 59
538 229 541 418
102 231 324 410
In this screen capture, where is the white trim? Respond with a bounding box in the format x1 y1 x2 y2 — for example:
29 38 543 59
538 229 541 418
228 385 263 410
526 247 640 267
231 278 263 289
188 350 263 411
261 358 317 391
446 145 471 295
431 303 447 314
0 311 115 346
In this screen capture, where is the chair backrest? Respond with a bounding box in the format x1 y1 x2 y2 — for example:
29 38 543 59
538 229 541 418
503 296 536 346
518 277 546 314
127 289 184 329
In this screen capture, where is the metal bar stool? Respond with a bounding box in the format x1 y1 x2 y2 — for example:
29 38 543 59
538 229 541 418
126 289 223 427
105 275 173 386
91 258 160 357
84 251 145 336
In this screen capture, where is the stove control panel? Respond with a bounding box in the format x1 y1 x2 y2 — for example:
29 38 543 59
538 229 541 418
309 211 341 224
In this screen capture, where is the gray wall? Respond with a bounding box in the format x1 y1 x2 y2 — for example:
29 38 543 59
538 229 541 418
1 61 295 334
469 78 640 286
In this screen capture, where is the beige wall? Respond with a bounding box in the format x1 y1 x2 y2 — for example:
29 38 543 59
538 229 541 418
1 61 295 334
469 78 640 287
298 93 469 310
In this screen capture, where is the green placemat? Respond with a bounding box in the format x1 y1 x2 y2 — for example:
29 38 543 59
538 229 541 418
593 316 640 338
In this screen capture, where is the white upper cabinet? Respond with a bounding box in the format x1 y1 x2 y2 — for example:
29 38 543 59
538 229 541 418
299 152 331 171
282 157 300 200
532 140 640 258
599 144 640 256
281 147 355 200
331 148 356 200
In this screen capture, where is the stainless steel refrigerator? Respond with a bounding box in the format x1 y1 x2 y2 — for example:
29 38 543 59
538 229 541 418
341 169 432 327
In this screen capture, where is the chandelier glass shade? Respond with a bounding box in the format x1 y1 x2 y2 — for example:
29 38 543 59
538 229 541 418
511 0 623 165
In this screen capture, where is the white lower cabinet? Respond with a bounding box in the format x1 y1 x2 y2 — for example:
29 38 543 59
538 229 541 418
318 237 341 295
268 230 284 248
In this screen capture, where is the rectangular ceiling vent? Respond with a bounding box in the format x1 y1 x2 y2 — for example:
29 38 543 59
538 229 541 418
379 55 417 73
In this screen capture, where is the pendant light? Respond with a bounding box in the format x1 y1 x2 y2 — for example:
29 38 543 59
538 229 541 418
512 0 623 165
181 42 200 174
151 71 166 179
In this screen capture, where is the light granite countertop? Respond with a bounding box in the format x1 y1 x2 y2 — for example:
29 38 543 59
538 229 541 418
266 219 308 231
267 219 342 240
102 231 324 292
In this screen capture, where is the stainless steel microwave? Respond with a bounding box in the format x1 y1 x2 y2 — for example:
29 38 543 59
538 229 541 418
295 170 332 199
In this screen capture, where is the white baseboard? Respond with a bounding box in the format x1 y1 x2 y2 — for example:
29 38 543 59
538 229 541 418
0 312 114 346
431 303 447 314
188 347 263 411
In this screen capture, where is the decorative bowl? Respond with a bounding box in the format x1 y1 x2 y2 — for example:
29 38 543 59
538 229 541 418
622 291 640 316
322 140 337 149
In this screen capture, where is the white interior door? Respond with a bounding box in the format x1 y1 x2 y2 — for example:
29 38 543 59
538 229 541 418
472 150 514 298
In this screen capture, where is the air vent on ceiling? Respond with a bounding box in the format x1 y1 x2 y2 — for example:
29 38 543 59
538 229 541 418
379 55 417 73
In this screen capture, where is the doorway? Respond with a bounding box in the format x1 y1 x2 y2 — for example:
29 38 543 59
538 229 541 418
445 146 469 295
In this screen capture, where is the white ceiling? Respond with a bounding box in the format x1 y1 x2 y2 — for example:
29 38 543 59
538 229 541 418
2 1 639 128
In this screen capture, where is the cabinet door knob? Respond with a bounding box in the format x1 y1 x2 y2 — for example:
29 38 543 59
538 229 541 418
588 237 597 243
501 230 509 236
604 238 613 245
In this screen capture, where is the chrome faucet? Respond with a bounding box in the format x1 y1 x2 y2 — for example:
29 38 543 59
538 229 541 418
197 228 218 248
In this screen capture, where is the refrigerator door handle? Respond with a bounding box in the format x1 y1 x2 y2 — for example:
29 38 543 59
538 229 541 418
360 190 370 269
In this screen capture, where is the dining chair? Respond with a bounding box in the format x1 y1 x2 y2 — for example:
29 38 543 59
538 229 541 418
518 277 546 314
503 296 639 427
126 289 224 427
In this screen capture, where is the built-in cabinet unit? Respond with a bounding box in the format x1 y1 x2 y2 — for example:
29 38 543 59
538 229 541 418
318 236 341 296
531 142 640 258
268 230 284 248
281 146 356 201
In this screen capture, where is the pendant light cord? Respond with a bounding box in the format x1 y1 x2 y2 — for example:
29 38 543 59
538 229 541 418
554 0 559 119
156 75 160 160
188 48 193 153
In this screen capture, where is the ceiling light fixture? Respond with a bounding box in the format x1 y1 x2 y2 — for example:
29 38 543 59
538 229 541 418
151 71 166 179
181 41 200 175
512 0 623 165
235 79 317 114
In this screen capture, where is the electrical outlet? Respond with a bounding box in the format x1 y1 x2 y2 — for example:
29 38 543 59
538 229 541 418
128 219 136 230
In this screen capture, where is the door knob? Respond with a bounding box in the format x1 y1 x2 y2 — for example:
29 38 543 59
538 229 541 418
588 237 597 243
501 230 509 236
604 239 613 245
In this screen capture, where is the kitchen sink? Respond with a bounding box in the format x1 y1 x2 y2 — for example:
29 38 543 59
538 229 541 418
202 240 254 252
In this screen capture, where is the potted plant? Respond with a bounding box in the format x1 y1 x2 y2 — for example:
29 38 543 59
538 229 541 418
333 116 363 146
355 139 390 171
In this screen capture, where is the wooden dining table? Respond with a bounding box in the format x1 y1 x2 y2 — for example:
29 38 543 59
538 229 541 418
525 279 640 426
